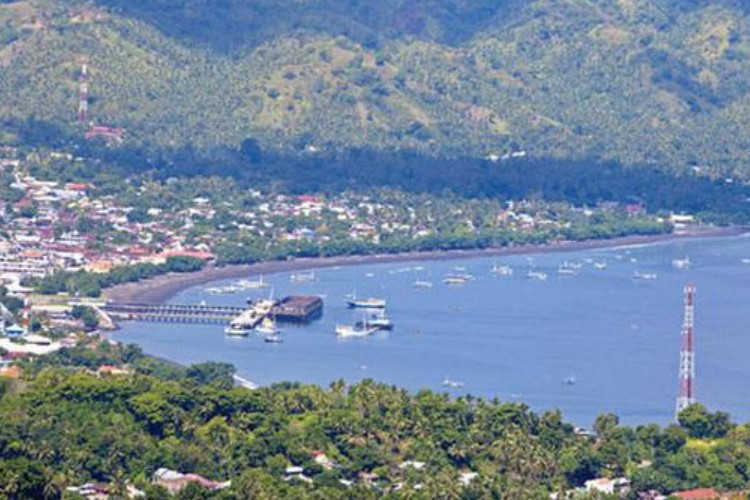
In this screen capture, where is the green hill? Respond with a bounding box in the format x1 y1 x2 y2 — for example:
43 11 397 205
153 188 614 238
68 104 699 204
4 0 750 176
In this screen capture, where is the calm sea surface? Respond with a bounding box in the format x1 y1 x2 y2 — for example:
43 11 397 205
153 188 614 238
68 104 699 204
111 235 750 427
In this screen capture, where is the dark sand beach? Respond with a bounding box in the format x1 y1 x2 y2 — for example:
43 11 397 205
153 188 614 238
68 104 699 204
103 226 746 304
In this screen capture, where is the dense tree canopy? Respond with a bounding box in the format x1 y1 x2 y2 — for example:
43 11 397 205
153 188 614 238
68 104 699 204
2 342 750 498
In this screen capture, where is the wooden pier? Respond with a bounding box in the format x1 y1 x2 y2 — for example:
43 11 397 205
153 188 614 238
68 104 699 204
102 302 246 324
102 295 324 326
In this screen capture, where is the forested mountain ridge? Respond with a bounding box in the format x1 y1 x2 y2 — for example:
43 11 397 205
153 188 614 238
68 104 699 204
4 0 750 175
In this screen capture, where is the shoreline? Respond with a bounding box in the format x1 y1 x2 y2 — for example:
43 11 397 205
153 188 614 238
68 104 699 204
103 226 747 304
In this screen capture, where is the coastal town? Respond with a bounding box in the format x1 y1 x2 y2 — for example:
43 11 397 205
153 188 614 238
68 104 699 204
1 144 672 285
0 145 686 366
2 147 736 500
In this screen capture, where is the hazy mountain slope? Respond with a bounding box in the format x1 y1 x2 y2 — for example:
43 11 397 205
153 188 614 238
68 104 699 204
3 0 750 175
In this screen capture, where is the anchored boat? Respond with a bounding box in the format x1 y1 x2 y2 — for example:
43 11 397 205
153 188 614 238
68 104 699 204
224 324 250 337
345 291 386 309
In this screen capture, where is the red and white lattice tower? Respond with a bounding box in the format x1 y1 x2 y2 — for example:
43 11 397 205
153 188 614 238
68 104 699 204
676 284 696 417
78 62 89 123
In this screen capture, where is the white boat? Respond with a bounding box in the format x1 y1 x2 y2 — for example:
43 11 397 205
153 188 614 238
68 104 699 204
671 257 692 269
593 261 607 270
255 316 280 335
633 271 658 280
491 264 514 276
526 270 548 281
264 334 283 343
360 310 393 331
290 271 316 282
442 273 474 285
224 324 250 337
345 291 386 309
557 262 578 275
238 275 269 289
413 279 433 289
441 377 464 389
335 323 378 338
208 285 237 294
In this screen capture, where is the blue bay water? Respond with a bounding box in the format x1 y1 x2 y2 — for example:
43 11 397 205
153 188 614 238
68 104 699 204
111 235 750 427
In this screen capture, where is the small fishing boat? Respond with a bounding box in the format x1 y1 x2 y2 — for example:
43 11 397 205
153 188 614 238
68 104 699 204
413 279 434 289
290 271 316 282
593 261 607 270
557 262 578 276
224 324 250 337
264 334 283 343
442 273 474 285
526 270 548 281
633 271 658 281
238 275 269 289
671 257 692 269
335 323 378 338
491 264 514 276
441 377 465 389
359 310 393 331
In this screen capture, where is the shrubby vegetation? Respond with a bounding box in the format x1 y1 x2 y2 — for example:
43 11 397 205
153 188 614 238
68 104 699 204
1 341 749 498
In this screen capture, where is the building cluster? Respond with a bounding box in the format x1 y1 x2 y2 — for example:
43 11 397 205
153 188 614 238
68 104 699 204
570 477 746 499
0 162 216 292
0 152 633 296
